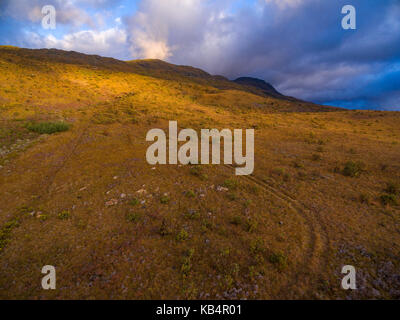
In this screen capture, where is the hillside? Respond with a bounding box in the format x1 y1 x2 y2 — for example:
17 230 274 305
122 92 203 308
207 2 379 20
0 46 399 300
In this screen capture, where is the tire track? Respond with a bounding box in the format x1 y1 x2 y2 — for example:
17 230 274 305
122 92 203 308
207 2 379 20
224 164 331 298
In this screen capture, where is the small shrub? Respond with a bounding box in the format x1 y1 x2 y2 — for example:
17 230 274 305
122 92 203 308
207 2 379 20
380 194 398 206
269 252 288 270
359 193 370 204
58 210 70 220
38 214 48 221
342 161 365 177
176 229 189 241
126 212 140 223
189 166 202 177
223 179 238 190
25 121 70 134
185 209 200 220
385 182 399 195
159 218 172 236
244 219 258 233
0 218 20 251
230 215 242 226
186 190 195 198
181 248 195 277
248 185 259 194
160 195 170 204
312 154 321 161
293 161 304 169
128 198 140 206
189 165 208 180
226 192 237 201
250 238 265 255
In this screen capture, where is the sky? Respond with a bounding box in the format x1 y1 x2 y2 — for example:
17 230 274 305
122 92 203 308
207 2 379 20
0 0 399 111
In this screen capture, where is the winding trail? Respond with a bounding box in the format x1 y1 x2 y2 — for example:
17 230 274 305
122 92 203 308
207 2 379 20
224 164 331 298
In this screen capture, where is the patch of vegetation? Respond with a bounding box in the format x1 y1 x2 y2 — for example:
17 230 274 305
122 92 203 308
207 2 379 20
38 214 49 221
244 218 258 233
230 215 242 226
25 121 70 134
160 195 170 204
185 190 195 198
385 182 399 195
185 209 200 220
126 212 141 223
248 184 259 195
0 218 20 252
58 210 70 220
181 248 195 277
250 238 265 255
293 160 304 169
128 198 140 206
269 252 288 271
159 218 172 236
226 192 237 201
380 194 398 206
189 166 207 180
312 154 321 161
342 161 365 177
176 229 189 241
223 179 239 190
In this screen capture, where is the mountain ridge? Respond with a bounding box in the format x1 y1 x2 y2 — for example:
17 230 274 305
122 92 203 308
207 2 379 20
0 46 336 110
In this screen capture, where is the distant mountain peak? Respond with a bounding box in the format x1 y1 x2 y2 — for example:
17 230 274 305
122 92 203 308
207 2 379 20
233 77 283 98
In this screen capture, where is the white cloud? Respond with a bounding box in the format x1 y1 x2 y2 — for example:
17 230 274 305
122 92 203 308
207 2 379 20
265 0 306 9
127 0 235 63
2 0 121 29
25 27 128 58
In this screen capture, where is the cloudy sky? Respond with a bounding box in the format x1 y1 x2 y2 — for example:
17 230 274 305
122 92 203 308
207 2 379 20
0 0 399 110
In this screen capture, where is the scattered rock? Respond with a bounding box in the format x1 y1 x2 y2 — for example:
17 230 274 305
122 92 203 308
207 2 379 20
136 189 147 195
120 193 126 199
217 186 229 192
105 199 118 207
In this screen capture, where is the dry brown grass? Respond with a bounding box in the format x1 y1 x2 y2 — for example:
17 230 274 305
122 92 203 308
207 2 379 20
0 46 399 299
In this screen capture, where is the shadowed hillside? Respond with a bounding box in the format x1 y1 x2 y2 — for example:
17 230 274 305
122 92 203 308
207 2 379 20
0 46 399 300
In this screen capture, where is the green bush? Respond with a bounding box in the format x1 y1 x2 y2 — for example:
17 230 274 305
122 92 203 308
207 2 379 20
223 179 239 190
160 195 170 204
176 229 189 241
25 121 70 134
385 182 399 195
58 210 70 220
342 161 365 177
380 194 398 206
126 212 140 223
269 252 288 270
128 198 140 206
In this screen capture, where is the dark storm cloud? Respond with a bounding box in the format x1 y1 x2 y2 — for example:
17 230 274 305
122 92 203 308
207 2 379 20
127 0 399 109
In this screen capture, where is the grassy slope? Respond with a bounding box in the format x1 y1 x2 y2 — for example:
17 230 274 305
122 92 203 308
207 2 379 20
0 46 399 299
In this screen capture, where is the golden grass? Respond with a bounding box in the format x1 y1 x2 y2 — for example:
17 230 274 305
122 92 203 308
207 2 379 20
0 46 399 299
